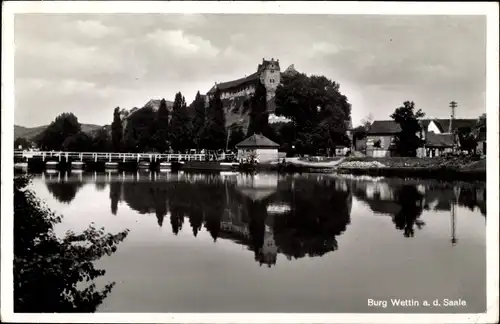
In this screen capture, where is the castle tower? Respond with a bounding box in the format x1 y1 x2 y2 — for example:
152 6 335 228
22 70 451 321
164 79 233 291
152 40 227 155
258 224 278 267
258 58 281 103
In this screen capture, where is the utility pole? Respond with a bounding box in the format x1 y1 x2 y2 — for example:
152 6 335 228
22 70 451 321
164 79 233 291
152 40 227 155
449 101 458 153
449 101 457 133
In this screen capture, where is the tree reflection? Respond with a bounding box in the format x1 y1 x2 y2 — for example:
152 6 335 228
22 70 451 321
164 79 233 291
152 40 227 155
272 178 352 259
14 176 129 312
393 185 425 238
118 174 354 264
46 180 84 204
109 182 122 216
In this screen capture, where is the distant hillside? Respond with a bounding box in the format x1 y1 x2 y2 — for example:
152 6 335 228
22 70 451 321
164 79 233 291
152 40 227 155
14 123 103 140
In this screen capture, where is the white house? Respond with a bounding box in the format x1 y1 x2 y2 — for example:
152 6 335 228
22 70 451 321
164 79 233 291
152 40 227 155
235 133 280 163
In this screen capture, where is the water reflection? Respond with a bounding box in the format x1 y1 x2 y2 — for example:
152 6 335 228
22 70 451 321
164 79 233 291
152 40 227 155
349 177 486 239
28 171 486 313
37 171 487 263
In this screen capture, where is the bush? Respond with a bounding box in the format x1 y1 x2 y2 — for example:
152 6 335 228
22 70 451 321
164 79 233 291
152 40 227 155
14 176 129 312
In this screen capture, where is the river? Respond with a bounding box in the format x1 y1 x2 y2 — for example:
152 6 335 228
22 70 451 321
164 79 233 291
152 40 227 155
22 170 486 313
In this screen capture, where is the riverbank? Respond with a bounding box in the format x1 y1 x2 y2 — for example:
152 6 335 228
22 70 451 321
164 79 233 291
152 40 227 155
279 156 486 181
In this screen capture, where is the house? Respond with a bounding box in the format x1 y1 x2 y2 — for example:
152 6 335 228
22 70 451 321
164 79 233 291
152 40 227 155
365 120 402 157
424 132 454 157
366 118 480 157
235 133 280 163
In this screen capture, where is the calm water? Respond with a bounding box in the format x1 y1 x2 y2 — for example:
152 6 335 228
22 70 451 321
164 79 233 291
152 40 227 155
25 170 486 313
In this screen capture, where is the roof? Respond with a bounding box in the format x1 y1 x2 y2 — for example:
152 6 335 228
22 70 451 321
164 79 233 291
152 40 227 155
207 72 260 94
368 120 401 135
435 119 477 133
425 132 454 147
143 99 174 111
257 59 280 72
235 133 279 148
368 118 479 135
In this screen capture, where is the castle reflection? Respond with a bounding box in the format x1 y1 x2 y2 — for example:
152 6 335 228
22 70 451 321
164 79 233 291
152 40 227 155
39 171 486 266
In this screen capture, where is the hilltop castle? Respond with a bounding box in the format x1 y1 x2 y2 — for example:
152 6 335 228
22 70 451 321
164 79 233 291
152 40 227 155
206 58 296 130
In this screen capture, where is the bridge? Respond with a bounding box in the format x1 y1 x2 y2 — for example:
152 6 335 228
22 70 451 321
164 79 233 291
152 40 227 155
14 150 236 163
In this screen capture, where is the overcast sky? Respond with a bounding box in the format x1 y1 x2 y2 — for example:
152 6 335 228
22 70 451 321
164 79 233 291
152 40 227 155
14 14 486 127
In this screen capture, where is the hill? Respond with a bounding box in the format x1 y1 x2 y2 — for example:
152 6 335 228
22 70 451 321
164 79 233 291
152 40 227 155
14 123 103 140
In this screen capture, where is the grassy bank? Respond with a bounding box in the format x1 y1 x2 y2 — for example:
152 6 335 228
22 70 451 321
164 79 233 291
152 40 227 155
341 156 486 171
279 155 486 181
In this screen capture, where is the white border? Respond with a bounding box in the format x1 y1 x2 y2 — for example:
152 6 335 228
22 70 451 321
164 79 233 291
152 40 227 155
1 1 499 323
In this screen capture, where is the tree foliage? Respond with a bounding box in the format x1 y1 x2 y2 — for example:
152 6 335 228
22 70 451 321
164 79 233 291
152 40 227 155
15 137 32 150
37 113 81 151
123 107 157 152
14 176 129 312
202 88 227 150
274 73 351 155
111 107 123 152
227 124 245 150
456 126 478 153
62 132 94 152
152 99 170 153
390 101 425 157
190 91 206 149
247 80 270 137
169 92 193 152
91 128 112 152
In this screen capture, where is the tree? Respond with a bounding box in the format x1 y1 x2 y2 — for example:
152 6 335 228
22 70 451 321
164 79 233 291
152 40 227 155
123 106 157 152
390 101 425 157
14 176 129 312
312 104 350 156
91 128 112 152
169 92 193 152
361 113 373 130
15 137 32 150
227 124 245 150
247 80 269 137
456 126 478 153
274 72 352 155
62 131 94 152
190 91 206 150
37 113 81 150
152 99 170 153
111 107 123 152
201 88 227 150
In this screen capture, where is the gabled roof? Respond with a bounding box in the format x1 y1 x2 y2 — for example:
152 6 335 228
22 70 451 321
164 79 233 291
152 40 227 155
434 119 477 133
367 120 401 135
425 132 454 148
143 99 174 111
368 118 479 135
236 133 279 148
207 72 260 94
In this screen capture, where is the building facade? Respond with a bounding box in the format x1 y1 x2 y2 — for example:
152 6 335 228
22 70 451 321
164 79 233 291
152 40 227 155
206 58 294 130
235 133 280 163
365 118 480 157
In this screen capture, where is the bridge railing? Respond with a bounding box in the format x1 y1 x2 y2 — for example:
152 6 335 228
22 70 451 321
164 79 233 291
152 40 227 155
14 150 236 162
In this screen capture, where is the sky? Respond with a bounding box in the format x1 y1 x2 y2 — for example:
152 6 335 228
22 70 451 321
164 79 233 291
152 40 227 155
14 14 486 127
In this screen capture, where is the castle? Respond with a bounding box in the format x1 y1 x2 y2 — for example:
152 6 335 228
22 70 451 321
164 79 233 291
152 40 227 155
206 58 295 130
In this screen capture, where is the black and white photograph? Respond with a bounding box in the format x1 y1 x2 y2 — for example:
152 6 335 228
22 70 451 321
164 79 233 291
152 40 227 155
1 1 498 323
